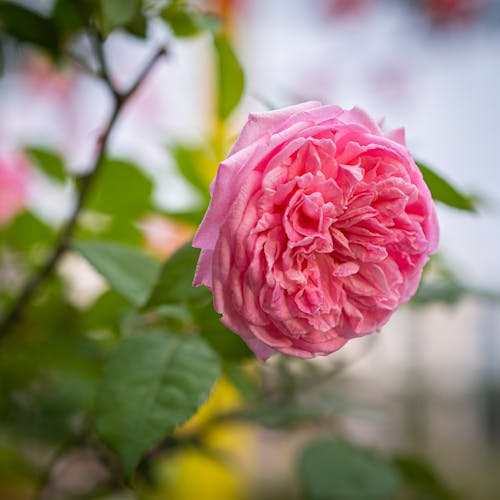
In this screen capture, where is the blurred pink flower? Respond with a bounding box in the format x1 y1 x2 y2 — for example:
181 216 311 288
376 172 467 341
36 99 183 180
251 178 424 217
326 0 373 17
423 0 484 25
22 54 76 102
0 152 31 227
141 215 194 259
193 102 439 359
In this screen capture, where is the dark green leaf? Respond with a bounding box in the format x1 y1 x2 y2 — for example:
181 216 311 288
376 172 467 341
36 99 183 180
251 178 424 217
95 330 220 474
392 455 459 500
0 2 59 55
51 0 89 40
214 34 245 120
72 240 161 306
125 12 148 38
145 242 252 361
192 295 252 361
27 147 67 182
416 161 476 212
86 159 154 217
99 0 139 35
299 438 402 500
146 241 205 308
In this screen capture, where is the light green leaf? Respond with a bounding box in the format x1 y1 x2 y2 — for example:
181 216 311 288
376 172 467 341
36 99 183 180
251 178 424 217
100 0 139 35
161 8 201 38
72 240 161 306
95 330 220 474
416 161 476 212
27 147 67 182
1 211 54 252
298 438 402 500
86 159 154 217
146 242 206 308
170 143 212 199
214 35 245 120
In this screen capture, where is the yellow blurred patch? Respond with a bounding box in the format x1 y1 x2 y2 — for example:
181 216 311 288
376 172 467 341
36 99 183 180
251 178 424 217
145 378 254 500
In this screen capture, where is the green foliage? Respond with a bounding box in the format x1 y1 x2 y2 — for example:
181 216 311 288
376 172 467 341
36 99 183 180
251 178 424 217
392 456 459 500
73 240 161 307
214 35 245 120
145 242 253 360
170 143 212 201
86 159 154 218
412 254 500 306
99 0 140 36
192 296 253 361
95 329 220 474
27 147 67 182
0 2 60 55
146 242 205 307
298 438 402 500
0 282 103 445
161 7 202 38
51 0 90 41
416 161 476 212
0 212 54 254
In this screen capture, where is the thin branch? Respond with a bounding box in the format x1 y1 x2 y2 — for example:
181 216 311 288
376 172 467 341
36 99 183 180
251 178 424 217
0 45 168 339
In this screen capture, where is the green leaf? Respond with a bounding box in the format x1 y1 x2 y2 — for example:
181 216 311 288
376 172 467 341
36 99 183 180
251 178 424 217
0 211 54 252
160 208 206 226
223 363 259 402
0 2 60 55
298 438 402 500
170 143 212 198
145 242 252 361
95 330 220 474
192 296 252 361
416 161 476 212
99 0 139 35
51 0 89 40
161 8 201 38
146 242 205 308
83 290 130 334
392 455 459 500
214 34 245 120
72 240 161 306
125 12 148 38
27 147 67 182
86 159 154 217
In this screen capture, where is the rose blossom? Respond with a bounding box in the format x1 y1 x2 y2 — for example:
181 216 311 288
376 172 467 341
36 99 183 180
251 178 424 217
193 102 439 359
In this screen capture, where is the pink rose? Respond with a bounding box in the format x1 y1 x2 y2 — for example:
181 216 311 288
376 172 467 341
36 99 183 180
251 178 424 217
0 151 30 227
193 102 439 359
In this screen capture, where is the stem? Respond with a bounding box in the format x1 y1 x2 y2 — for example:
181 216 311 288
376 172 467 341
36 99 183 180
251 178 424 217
0 45 167 338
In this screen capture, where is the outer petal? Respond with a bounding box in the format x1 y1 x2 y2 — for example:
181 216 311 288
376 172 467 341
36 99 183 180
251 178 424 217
229 101 322 155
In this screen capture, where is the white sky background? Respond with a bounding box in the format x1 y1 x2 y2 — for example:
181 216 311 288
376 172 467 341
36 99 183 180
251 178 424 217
0 0 499 292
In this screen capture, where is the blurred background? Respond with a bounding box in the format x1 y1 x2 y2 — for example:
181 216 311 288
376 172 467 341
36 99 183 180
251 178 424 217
1 0 500 498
